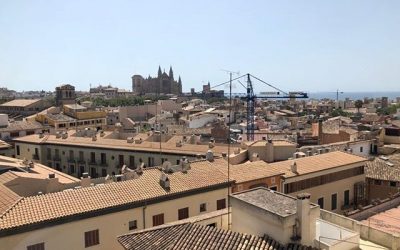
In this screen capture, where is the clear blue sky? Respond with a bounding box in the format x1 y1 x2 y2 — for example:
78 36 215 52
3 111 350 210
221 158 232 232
0 0 399 93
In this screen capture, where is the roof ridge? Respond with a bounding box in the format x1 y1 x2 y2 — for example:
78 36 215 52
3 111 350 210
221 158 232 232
0 196 24 220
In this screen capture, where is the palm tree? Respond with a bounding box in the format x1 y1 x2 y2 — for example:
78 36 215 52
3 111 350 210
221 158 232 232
355 99 363 114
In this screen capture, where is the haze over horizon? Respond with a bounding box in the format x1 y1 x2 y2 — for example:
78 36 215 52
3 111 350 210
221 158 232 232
0 0 399 93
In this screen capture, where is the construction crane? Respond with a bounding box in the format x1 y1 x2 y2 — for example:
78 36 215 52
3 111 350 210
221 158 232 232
206 73 308 141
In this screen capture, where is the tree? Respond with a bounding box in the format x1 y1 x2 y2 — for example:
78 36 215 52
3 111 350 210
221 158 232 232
355 100 363 114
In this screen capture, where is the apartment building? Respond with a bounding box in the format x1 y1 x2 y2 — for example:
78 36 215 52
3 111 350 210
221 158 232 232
0 162 231 250
0 99 50 118
13 130 230 178
269 151 367 213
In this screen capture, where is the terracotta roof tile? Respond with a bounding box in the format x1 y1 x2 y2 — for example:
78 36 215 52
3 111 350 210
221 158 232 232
366 153 400 181
0 163 230 232
268 151 367 178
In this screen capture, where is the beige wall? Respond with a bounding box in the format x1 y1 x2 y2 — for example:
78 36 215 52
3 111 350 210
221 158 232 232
0 188 228 250
287 174 365 213
15 142 198 178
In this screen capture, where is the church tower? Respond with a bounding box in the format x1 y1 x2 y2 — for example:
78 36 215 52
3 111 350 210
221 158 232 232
169 66 174 80
158 65 162 78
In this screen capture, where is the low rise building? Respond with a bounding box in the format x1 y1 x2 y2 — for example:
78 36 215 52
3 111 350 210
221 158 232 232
13 130 231 178
269 151 367 213
0 115 44 141
0 99 50 119
0 161 231 250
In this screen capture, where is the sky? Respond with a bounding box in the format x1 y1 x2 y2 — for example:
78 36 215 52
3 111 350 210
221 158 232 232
0 0 399 93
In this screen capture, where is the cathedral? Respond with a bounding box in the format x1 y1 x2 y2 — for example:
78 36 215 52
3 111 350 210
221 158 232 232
131 66 182 95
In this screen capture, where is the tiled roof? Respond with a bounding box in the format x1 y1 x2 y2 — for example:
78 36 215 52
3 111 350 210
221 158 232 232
366 154 400 181
14 131 231 156
0 184 21 215
268 151 367 178
361 206 400 235
191 158 283 184
118 223 285 250
0 120 43 132
0 99 41 107
0 163 230 233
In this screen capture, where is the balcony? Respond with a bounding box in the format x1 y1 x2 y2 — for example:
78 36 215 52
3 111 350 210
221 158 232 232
53 155 61 161
77 158 85 164
88 161 98 166
67 158 76 163
32 154 40 160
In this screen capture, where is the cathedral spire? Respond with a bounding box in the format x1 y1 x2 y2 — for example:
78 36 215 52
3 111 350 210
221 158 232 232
158 65 162 78
169 66 174 80
178 76 182 85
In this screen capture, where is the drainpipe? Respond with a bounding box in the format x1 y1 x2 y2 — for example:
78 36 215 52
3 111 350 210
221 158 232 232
142 201 147 229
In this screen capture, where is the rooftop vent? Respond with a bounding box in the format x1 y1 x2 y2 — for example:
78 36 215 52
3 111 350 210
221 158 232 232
222 152 227 158
127 137 134 143
317 148 324 154
176 140 183 147
100 130 105 137
160 173 170 190
39 133 44 139
92 135 97 141
208 141 215 149
62 132 68 139
306 151 312 157
136 162 144 175
386 162 395 167
55 132 61 139
196 154 202 159
134 138 143 144
234 148 241 154
206 150 214 162
82 172 89 178
379 156 389 161
291 161 298 174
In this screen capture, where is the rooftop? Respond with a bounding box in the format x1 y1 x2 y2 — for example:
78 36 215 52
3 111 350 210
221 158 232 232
0 162 230 234
0 99 41 107
231 187 316 217
0 120 43 133
191 158 283 184
13 131 231 156
118 222 290 250
366 153 400 182
361 206 400 235
268 151 367 178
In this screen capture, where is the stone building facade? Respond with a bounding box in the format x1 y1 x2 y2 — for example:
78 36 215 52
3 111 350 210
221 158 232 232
132 66 182 95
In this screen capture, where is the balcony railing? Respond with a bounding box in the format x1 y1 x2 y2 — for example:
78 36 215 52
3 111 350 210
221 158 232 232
53 155 61 161
32 154 40 160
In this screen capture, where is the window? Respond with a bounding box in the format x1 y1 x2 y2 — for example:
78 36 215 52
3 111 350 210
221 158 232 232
79 151 84 162
270 186 277 191
16 145 20 155
129 156 135 168
344 190 350 206
47 148 51 160
84 229 99 248
27 242 45 250
101 168 107 177
70 165 75 174
101 153 106 165
360 147 363 153
90 152 96 163
69 150 74 159
148 157 154 167
152 213 164 226
271 177 275 184
119 155 124 167
207 223 217 227
390 181 397 187
200 203 207 212
128 220 137 230
217 199 226 210
318 197 324 209
178 207 189 220
331 193 337 210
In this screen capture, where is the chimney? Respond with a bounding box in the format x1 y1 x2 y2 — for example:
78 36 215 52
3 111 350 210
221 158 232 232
266 140 274 163
196 154 202 160
262 136 267 140
92 135 97 141
325 147 330 153
127 137 134 143
296 193 314 246
46 173 59 193
317 148 324 155
206 150 214 162
39 133 44 139
62 132 68 139
306 150 312 157
251 153 260 162
159 173 170 190
318 119 323 145
81 173 91 187
291 161 298 173
347 148 353 154
293 152 298 159
222 152 227 158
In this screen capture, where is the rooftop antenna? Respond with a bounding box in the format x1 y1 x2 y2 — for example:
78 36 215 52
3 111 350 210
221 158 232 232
220 68 239 230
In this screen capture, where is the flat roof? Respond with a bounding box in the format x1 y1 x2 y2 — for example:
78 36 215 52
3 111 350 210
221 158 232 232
269 151 367 178
0 99 41 107
231 187 316 217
